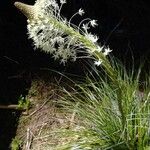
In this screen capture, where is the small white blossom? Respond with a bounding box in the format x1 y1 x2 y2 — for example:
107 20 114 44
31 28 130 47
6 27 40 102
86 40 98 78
86 33 99 43
78 8 85 16
96 46 103 52
52 2 59 9
103 47 112 56
68 8 85 26
60 0 66 4
90 20 98 27
82 23 90 31
49 0 58 8
94 59 103 66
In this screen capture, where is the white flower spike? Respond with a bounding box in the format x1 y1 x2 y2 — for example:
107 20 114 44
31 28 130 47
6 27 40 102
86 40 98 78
14 0 112 66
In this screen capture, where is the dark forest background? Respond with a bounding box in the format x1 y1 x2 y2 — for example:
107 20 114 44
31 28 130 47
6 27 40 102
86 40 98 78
0 0 150 149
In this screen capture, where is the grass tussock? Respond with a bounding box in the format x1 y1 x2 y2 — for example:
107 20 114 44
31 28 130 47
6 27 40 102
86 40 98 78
58 63 150 150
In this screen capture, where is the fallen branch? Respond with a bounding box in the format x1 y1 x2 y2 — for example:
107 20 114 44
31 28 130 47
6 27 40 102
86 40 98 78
0 104 25 110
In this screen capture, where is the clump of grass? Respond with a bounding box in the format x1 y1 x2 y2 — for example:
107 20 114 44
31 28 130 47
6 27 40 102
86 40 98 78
58 62 150 150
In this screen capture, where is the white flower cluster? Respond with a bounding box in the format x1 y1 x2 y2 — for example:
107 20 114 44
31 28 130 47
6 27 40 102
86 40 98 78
27 18 77 64
26 0 112 65
27 0 80 64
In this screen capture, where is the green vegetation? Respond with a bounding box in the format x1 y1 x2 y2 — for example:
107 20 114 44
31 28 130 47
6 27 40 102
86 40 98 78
10 137 22 150
13 1 149 149
18 95 31 110
58 63 150 150
12 62 149 150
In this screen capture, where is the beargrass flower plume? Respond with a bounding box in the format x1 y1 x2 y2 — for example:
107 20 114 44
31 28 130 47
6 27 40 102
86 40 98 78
14 0 112 65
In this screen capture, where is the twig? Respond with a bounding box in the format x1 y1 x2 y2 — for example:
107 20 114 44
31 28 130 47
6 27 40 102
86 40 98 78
0 104 25 110
26 128 33 150
26 128 30 150
104 18 124 45
3 56 19 64
55 68 66 85
38 123 48 136
28 100 49 117
28 92 54 117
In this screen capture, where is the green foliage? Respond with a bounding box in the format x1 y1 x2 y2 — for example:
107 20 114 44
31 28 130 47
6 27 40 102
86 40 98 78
18 95 31 110
59 63 150 150
10 137 22 150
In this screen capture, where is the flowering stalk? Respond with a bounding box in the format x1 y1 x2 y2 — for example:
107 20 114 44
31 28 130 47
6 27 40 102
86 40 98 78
14 0 111 65
14 0 126 132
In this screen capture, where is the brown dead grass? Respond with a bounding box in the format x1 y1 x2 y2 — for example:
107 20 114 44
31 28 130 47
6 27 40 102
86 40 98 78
15 75 82 150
